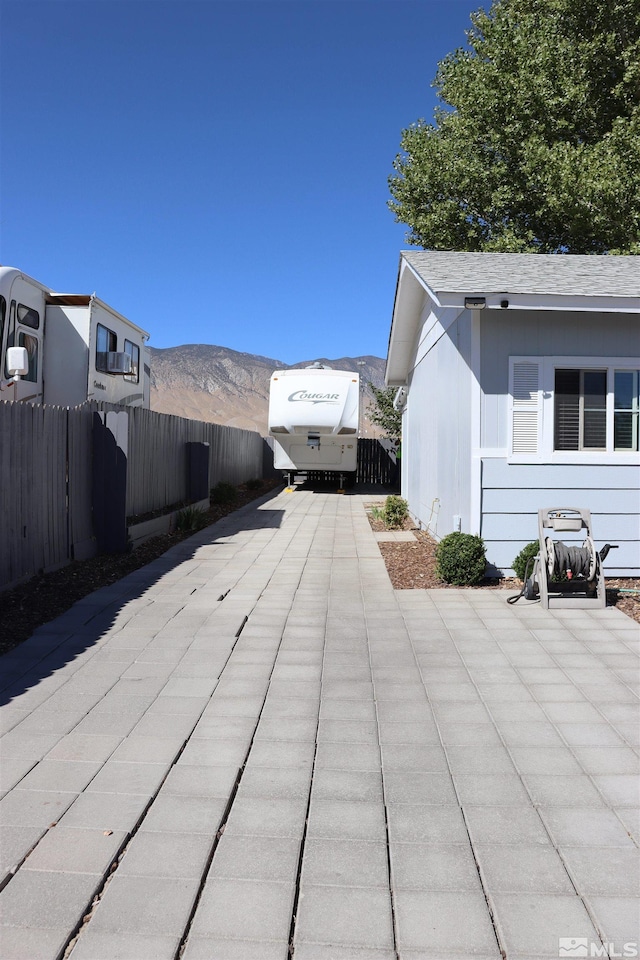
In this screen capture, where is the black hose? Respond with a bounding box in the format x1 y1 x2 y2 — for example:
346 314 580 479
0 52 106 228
507 556 536 604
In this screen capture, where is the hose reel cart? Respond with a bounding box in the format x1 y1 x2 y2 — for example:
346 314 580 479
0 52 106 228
516 508 617 610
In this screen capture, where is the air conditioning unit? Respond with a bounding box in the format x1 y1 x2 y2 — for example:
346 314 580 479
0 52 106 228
106 352 132 375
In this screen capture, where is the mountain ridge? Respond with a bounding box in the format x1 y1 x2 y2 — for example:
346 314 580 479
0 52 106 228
149 343 386 435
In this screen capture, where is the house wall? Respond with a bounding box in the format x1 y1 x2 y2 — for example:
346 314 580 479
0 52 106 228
480 309 639 576
403 305 472 540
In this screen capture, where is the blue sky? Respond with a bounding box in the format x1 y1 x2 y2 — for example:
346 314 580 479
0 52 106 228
2 0 479 363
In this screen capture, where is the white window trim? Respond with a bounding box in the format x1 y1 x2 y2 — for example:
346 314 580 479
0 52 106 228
508 355 640 465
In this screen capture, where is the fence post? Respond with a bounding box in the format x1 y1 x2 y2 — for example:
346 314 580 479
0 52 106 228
92 410 128 553
186 441 210 502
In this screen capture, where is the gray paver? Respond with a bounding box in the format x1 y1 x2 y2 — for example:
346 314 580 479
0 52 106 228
394 889 500 956
118 830 211 879
68 932 181 960
0 869 101 927
560 846 640 896
585 895 640 942
22 826 126 875
182 938 289 960
208 834 301 883
0 926 71 960
490 892 601 957
474 843 574 893
463 805 551 845
295 884 394 949
389 842 481 892
539 807 636 846
301 838 389 888
89 874 200 935
190 878 295 941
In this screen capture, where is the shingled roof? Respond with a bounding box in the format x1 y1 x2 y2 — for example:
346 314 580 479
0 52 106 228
402 250 639 299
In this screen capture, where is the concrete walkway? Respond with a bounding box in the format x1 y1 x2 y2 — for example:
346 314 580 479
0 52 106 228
0 487 638 960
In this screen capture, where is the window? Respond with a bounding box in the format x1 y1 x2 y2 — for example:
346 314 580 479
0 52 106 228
18 332 38 383
17 303 40 329
0 296 5 359
554 369 606 450
509 357 640 461
614 370 639 451
96 323 116 373
124 339 139 383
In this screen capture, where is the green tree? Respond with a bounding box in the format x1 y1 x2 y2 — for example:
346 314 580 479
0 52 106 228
368 383 402 440
388 0 640 254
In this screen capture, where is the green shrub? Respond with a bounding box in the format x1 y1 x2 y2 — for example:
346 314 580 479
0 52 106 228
513 541 539 581
382 495 409 529
245 478 264 491
435 532 486 585
175 505 208 533
211 481 237 505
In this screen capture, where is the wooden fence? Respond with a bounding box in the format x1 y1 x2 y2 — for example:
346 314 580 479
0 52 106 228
304 439 397 486
0 401 267 591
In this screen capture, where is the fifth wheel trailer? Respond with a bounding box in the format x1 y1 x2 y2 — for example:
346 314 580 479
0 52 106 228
0 266 150 407
268 366 359 479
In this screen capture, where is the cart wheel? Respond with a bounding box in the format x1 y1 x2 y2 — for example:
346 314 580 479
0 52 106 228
524 576 539 600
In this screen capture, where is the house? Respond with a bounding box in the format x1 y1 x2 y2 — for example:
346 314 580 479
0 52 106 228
385 251 640 577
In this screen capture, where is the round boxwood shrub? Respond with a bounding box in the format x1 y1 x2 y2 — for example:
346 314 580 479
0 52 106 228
383 495 409 529
435 532 487 585
512 541 539 581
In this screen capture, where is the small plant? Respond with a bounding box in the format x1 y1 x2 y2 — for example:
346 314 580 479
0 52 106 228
435 532 486 585
245 478 264 491
211 481 238 505
175 505 208 533
513 541 539 581
382 495 409 529
369 504 385 521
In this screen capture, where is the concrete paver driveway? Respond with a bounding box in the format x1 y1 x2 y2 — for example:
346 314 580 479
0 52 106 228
1 488 638 960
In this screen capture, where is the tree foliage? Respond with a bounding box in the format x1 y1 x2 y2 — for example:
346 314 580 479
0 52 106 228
368 383 402 440
388 0 640 254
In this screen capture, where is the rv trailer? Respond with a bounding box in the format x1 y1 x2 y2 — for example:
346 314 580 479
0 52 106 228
0 266 150 407
268 365 359 483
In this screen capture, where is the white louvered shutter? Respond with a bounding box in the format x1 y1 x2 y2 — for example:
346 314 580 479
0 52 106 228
510 359 541 455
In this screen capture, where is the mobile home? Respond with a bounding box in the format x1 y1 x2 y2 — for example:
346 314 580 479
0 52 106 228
0 266 150 407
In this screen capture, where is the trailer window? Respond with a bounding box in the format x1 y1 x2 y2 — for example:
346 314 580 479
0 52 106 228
96 323 117 373
124 339 139 383
0 297 5 353
18 332 38 383
17 303 40 329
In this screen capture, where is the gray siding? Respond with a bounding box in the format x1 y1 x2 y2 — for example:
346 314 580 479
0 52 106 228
404 310 473 538
480 309 638 449
482 459 639 575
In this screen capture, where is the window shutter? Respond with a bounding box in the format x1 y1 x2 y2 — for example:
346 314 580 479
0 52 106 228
510 360 541 455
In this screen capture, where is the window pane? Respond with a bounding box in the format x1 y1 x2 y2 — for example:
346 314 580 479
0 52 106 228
614 412 635 450
554 369 580 450
583 371 606 409
124 339 139 383
18 332 38 383
17 303 40 329
96 323 116 373
614 371 635 410
583 410 606 448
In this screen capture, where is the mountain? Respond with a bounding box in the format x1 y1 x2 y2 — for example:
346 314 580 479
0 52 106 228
149 344 387 435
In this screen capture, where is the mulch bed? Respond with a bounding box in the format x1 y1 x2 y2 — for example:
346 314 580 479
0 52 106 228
368 506 640 624
0 479 281 658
